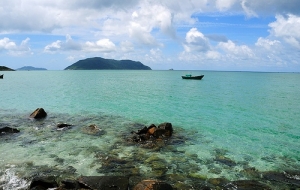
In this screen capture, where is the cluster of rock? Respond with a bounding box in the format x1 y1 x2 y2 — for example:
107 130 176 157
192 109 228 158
28 176 173 190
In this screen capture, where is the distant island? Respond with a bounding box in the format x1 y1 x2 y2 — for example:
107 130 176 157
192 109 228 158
0 66 15 71
64 57 151 70
17 66 47 71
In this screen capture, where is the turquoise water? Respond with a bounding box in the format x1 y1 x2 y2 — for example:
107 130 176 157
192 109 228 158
0 70 300 189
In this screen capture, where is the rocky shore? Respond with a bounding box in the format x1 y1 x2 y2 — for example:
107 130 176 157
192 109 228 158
0 108 300 189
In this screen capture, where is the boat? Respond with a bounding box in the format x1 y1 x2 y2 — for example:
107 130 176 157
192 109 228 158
0 74 3 79
181 74 204 80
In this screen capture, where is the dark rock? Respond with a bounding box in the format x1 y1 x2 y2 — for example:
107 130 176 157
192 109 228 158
224 180 271 190
263 170 300 187
0 127 20 135
30 108 47 119
129 122 173 146
133 180 173 190
56 123 72 129
158 122 173 136
136 126 149 135
78 176 129 190
29 176 58 190
60 179 80 189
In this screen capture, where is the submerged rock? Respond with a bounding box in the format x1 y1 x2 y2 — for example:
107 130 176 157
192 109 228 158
82 124 104 136
133 180 173 190
224 180 271 190
30 108 47 119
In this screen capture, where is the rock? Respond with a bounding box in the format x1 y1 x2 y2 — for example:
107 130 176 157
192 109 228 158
263 170 300 187
0 127 20 135
82 124 104 136
56 123 72 129
30 108 47 119
214 155 236 167
129 122 173 145
60 179 80 189
29 176 58 190
78 176 129 190
133 180 173 190
158 122 173 136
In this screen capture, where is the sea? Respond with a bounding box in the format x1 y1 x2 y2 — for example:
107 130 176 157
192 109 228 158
0 70 299 189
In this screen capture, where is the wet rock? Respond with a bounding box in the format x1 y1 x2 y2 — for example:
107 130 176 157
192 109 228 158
82 124 105 136
129 122 173 147
78 176 129 190
157 122 173 136
60 179 81 189
241 167 260 179
30 108 47 119
224 180 271 190
0 126 20 135
133 180 173 190
263 170 300 187
29 176 58 190
56 123 72 130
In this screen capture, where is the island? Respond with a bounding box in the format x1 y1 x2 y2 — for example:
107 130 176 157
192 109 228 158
64 57 151 70
0 66 15 71
17 66 47 71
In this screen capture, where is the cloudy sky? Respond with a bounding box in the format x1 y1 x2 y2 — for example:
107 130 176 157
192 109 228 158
1 0 300 71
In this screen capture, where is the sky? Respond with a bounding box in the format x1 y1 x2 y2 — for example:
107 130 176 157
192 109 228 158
0 0 300 71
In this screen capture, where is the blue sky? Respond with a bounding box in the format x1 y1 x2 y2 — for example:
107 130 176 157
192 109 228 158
0 0 300 71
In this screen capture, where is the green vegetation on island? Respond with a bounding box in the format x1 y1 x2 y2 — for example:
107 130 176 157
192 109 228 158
64 57 151 70
0 66 15 71
17 66 47 71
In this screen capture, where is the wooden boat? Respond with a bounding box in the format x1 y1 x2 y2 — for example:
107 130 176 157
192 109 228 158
181 74 204 80
0 74 3 79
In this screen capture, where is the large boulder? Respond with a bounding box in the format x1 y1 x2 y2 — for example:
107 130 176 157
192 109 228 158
133 180 173 190
30 108 47 119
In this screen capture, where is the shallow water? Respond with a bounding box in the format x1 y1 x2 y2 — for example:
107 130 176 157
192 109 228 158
0 70 300 189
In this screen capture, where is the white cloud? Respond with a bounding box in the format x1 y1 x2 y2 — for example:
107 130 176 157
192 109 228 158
269 14 300 49
255 37 281 50
241 0 258 18
183 28 211 52
0 38 17 51
120 41 134 53
44 40 62 52
0 37 31 56
84 39 116 52
217 40 254 59
215 0 237 11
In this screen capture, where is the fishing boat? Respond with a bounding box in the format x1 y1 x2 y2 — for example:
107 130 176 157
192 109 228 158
181 74 204 80
0 74 3 79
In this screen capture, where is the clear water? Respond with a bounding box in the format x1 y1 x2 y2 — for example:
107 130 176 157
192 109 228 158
0 70 299 189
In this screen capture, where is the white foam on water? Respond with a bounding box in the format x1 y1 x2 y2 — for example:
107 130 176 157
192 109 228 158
0 167 29 190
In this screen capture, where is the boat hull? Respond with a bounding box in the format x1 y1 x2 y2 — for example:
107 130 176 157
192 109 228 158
181 75 204 80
